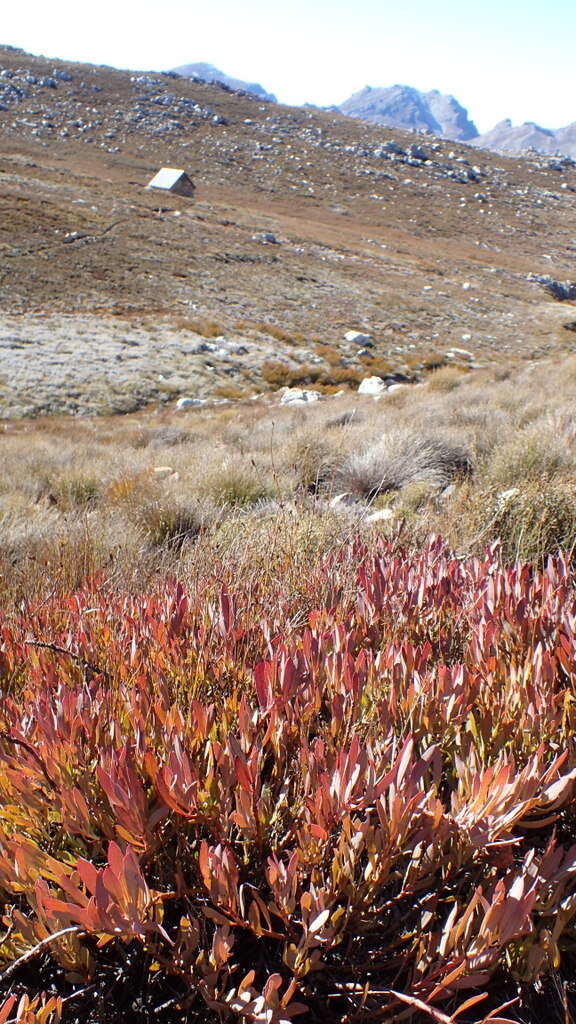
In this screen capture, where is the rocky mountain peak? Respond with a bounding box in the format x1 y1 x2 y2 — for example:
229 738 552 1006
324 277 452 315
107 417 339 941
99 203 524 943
170 62 276 103
338 83 478 141
423 89 478 141
470 118 561 155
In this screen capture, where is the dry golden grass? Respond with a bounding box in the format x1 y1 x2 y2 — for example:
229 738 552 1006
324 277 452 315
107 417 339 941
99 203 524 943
260 359 398 390
261 360 323 388
426 364 470 391
170 316 225 338
2 353 576 604
404 350 450 371
248 321 303 345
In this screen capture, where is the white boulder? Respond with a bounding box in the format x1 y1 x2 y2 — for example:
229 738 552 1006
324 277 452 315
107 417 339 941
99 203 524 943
496 488 520 510
448 347 474 360
366 508 395 523
280 388 321 406
345 330 373 346
176 396 205 409
329 492 352 508
358 376 387 396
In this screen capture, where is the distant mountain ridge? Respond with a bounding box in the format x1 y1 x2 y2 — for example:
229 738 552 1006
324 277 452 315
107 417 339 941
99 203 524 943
170 62 276 102
337 83 576 157
470 118 576 158
168 60 576 158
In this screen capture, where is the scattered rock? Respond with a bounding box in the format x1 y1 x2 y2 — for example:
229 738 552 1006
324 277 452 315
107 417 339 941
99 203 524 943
225 342 249 354
527 274 576 301
377 140 405 156
0 60 225 141
407 143 429 161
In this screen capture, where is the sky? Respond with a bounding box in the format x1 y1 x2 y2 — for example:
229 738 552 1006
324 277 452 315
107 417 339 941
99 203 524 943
3 0 576 134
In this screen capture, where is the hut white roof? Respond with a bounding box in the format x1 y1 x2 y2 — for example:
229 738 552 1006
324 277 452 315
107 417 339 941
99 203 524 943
145 168 195 197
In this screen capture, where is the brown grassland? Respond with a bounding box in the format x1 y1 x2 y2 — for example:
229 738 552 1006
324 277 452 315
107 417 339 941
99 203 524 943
2 356 576 605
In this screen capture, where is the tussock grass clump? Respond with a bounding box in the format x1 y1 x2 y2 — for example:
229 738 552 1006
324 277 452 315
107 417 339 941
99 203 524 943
261 361 369 391
131 497 206 549
50 473 101 508
202 463 273 507
261 359 321 388
211 383 247 401
251 321 297 344
486 425 573 489
316 365 363 387
426 365 469 391
290 435 340 493
314 341 343 366
487 483 576 564
405 350 449 371
131 425 195 449
325 407 362 429
338 429 473 499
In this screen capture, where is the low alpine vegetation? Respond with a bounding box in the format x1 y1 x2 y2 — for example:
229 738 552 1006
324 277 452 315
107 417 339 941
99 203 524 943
1 537 576 1021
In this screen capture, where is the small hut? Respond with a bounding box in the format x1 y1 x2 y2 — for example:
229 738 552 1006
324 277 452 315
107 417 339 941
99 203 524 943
145 168 195 197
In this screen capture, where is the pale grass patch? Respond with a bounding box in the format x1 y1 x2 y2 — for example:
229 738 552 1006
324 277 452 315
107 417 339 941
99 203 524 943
1 353 576 599
486 424 575 489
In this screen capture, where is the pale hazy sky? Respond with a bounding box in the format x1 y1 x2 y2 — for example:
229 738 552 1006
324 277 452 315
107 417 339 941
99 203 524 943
3 0 575 133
